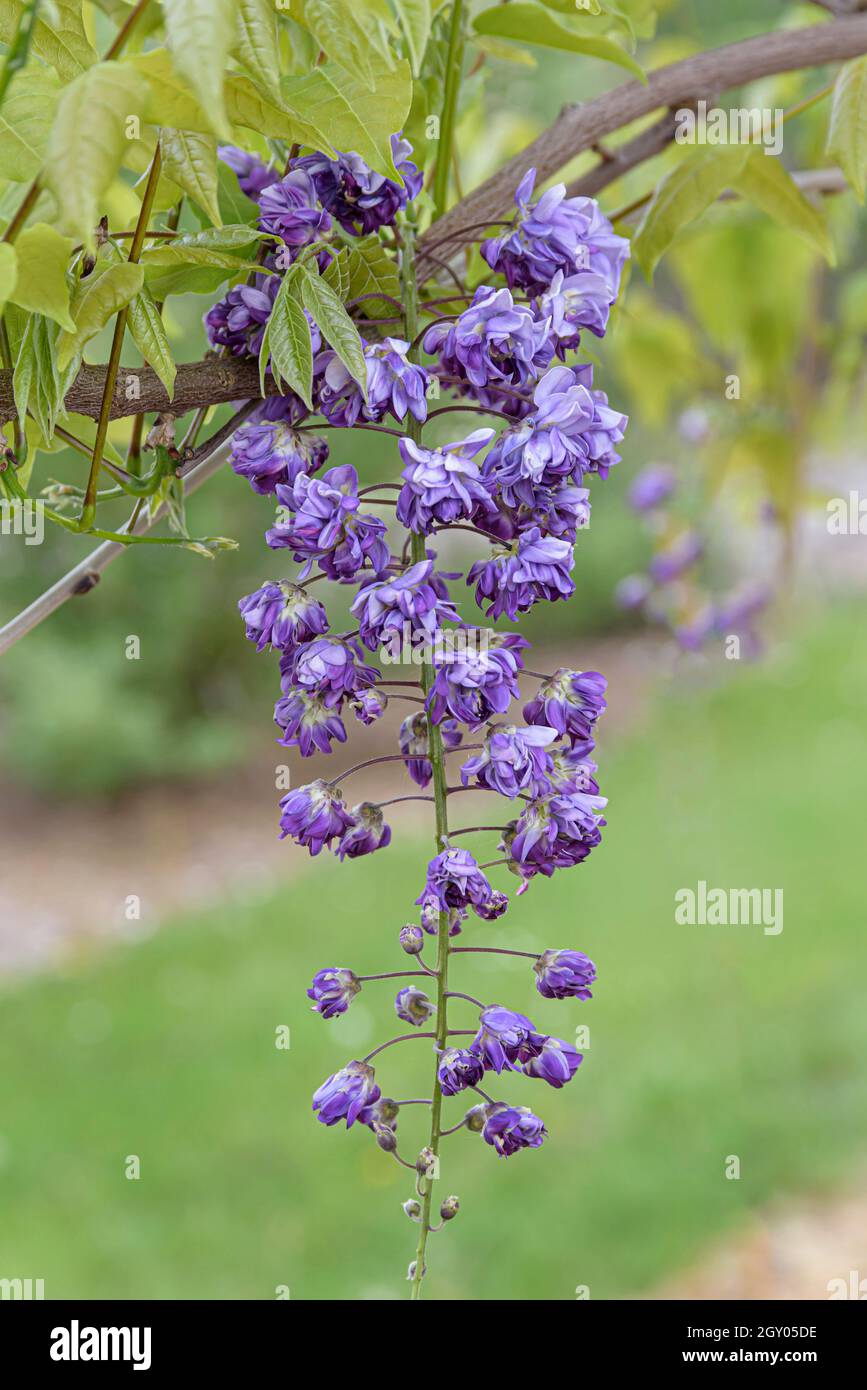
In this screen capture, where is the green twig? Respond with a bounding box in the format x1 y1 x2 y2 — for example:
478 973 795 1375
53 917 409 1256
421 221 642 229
432 0 466 221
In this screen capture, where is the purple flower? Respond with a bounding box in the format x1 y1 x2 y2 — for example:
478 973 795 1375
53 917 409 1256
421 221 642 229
419 893 465 937
469 528 575 621
417 848 494 917
274 690 346 756
350 688 388 725
615 574 652 612
534 949 596 1000
316 338 428 428
649 532 703 583
438 1047 485 1096
482 1103 548 1157
285 636 379 707
524 668 607 744
397 429 496 533
279 779 354 853
503 785 607 882
472 1005 545 1074
230 421 328 496
307 967 360 1018
398 713 462 788
312 1059 380 1127
423 286 553 417
205 276 278 357
428 634 528 729
352 560 460 651
628 465 676 513
292 135 422 236
461 724 556 799
395 986 435 1027
238 580 329 654
258 168 331 248
474 889 510 921
536 268 617 352
267 465 390 582
336 802 391 860
481 168 629 300
218 145 277 200
522 1037 583 1088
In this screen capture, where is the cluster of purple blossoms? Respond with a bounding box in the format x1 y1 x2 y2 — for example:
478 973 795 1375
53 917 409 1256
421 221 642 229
481 167 629 302
617 466 771 656
224 148 629 1286
292 135 423 236
218 145 277 200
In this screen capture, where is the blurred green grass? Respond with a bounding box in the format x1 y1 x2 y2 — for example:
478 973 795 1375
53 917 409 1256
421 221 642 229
1 602 866 1300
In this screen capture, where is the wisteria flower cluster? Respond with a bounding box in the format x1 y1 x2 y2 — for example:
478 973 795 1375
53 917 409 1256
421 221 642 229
616 464 771 657
227 143 628 1297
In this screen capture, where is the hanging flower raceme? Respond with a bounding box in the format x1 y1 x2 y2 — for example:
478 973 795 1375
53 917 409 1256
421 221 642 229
226 147 627 1296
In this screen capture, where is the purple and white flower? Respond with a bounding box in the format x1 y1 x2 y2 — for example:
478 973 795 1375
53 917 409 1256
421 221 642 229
534 949 596 1000
238 580 329 654
307 967 360 1018
482 1103 548 1157
279 779 355 854
313 1060 380 1127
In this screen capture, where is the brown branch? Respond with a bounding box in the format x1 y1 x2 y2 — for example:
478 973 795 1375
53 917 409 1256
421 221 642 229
418 15 867 260
565 104 707 200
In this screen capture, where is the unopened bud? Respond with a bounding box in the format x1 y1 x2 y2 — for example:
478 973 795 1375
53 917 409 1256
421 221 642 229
407 1259 426 1282
416 1145 436 1177
399 924 424 955
373 1123 396 1153
440 1195 460 1221
403 1198 422 1221
464 1103 488 1133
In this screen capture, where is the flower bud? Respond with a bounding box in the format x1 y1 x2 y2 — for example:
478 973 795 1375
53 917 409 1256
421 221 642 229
406 1260 426 1282
464 1103 489 1133
399 923 425 954
403 1198 422 1221
373 1122 397 1152
416 1145 436 1177
440 1195 460 1222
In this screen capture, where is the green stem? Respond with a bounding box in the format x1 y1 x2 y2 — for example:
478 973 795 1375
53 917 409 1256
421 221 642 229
401 223 452 1301
432 0 466 221
0 0 41 112
79 144 162 530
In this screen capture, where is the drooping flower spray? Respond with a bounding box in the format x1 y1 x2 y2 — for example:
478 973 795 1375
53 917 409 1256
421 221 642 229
225 141 628 1297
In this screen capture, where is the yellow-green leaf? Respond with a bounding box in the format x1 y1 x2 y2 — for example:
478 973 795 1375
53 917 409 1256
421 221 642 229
131 49 213 135
226 73 329 150
160 129 222 227
57 261 145 369
0 242 18 314
7 222 75 330
299 264 367 392
281 55 413 180
472 3 645 81
0 68 59 183
827 55 867 203
632 145 749 279
344 233 400 317
44 60 150 249
304 0 379 89
162 0 236 141
0 0 97 82
127 283 176 399
732 147 835 264
392 0 431 77
235 0 281 101
260 267 314 408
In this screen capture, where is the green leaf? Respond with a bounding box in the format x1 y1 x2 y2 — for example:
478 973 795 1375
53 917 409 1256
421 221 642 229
7 222 75 331
215 159 263 226
260 267 314 408
225 73 329 149
299 263 367 392
127 283 176 399
472 4 645 81
14 313 76 446
472 35 537 67
57 261 145 370
131 48 212 135
732 148 835 264
235 0 282 100
304 0 379 89
392 0 431 77
142 263 244 299
140 224 264 271
0 68 59 183
43 60 150 249
0 0 97 82
162 0 236 140
160 130 222 227
280 55 413 181
322 247 350 300
0 242 17 314
632 145 749 279
827 56 867 204
344 232 401 317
